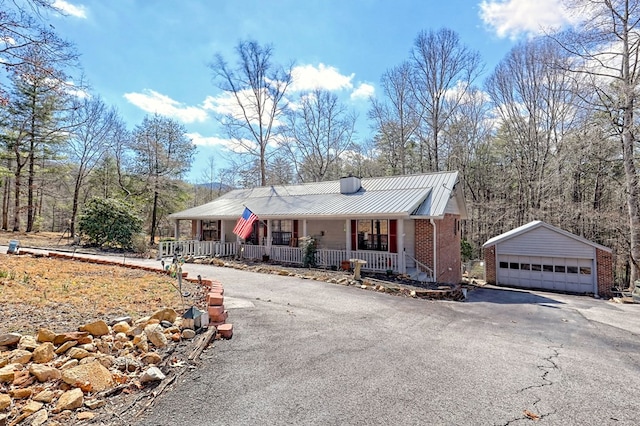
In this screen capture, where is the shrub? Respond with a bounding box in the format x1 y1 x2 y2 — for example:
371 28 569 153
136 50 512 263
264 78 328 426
78 198 143 249
299 236 317 268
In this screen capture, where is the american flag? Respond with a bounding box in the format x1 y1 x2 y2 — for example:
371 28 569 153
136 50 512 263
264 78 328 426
233 207 258 240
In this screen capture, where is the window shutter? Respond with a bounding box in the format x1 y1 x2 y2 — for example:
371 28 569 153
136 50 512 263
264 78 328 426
389 219 398 253
351 220 357 250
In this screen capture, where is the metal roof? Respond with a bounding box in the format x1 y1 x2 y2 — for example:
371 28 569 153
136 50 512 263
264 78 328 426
169 171 466 221
482 220 612 252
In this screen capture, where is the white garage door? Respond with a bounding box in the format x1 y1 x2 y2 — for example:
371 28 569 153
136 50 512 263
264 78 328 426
497 255 594 293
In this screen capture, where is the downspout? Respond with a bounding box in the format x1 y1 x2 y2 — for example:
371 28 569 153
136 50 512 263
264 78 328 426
430 218 437 282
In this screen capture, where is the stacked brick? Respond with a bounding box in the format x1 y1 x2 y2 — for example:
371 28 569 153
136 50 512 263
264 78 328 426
204 281 233 339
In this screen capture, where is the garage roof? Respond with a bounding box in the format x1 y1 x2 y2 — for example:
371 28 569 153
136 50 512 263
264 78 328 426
169 171 466 221
483 221 612 253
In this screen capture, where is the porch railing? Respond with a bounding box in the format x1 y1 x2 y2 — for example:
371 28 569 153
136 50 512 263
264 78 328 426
157 240 400 273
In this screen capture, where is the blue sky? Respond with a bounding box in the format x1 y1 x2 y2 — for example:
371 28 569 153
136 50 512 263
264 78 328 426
47 0 575 182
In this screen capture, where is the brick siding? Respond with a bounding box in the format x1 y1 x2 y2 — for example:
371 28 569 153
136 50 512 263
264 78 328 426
484 246 496 284
414 215 462 284
596 248 614 298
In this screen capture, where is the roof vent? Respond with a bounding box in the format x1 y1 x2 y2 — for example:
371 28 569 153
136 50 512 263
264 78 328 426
340 174 361 194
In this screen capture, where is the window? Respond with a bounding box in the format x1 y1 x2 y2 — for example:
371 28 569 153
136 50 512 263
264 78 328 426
554 265 566 273
509 262 519 270
499 262 508 269
357 219 388 251
521 263 531 270
271 220 292 246
580 267 592 275
202 221 219 241
543 265 553 272
567 266 578 274
531 264 542 271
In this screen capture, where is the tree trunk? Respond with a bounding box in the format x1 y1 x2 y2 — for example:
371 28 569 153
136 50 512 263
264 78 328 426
13 172 21 232
26 147 35 232
150 189 158 245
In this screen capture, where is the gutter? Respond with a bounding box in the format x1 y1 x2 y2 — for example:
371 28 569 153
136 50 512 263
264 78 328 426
430 218 437 282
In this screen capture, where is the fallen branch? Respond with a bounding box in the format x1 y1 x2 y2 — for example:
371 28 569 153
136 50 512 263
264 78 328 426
188 327 217 361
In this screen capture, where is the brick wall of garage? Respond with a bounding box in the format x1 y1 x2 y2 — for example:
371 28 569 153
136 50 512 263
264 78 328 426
484 246 496 284
596 248 614 298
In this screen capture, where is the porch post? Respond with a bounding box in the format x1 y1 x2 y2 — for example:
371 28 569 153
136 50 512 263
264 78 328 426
266 219 272 253
397 219 405 273
196 220 202 240
345 219 351 254
220 221 226 243
303 220 308 237
174 220 179 241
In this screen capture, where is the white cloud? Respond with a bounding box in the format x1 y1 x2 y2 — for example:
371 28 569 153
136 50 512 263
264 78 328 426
350 83 375 100
203 90 284 127
124 89 208 123
290 63 354 92
53 0 87 19
479 0 578 39
186 132 234 148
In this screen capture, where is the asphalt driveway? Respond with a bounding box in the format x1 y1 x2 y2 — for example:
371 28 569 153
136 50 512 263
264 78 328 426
132 261 640 426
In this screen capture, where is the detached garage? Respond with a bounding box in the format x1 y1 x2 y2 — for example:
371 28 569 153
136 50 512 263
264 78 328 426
483 221 613 298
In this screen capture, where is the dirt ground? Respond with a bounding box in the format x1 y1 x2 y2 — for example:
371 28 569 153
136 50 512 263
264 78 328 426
0 231 209 425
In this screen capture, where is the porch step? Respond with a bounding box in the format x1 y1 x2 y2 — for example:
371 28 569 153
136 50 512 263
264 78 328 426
407 268 433 283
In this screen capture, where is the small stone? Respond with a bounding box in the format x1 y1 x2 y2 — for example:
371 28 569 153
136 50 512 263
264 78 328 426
30 409 48 426
115 332 128 342
61 361 114 392
36 328 55 343
150 308 178 323
0 356 7 368
53 388 83 413
77 412 95 420
55 340 77 355
9 388 31 399
0 393 10 410
114 356 142 372
79 320 110 337
32 342 55 364
17 335 38 351
60 359 79 370
0 413 6 426
29 364 61 382
22 400 43 414
67 348 90 360
33 389 56 403
140 352 162 365
112 321 131 334
160 320 173 328
0 333 21 347
53 332 89 346
181 329 196 339
0 364 20 382
9 349 31 364
109 316 132 326
84 399 106 409
140 366 165 383
78 343 96 352
144 324 167 348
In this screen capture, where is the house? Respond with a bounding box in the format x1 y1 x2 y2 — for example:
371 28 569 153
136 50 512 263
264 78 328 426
163 171 467 284
483 221 614 297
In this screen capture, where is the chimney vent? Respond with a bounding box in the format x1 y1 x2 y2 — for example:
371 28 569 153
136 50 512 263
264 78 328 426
340 175 361 194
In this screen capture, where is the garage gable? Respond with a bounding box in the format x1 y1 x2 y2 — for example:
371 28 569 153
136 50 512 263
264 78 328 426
483 221 611 257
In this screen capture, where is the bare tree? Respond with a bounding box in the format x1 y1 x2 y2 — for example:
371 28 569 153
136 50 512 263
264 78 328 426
485 38 580 224
411 28 483 171
369 62 420 175
66 96 123 236
549 0 640 288
209 40 292 186
282 89 356 182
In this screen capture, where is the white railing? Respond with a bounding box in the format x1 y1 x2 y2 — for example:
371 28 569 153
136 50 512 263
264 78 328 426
157 240 399 272
157 240 238 260
269 246 303 264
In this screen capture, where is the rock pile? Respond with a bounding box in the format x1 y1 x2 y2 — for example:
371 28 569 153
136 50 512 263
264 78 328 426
0 308 205 426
